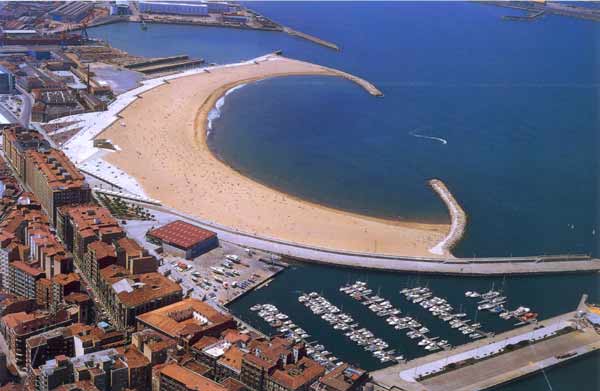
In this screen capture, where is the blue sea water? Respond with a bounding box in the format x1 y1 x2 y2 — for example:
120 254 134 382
89 2 600 389
91 2 598 258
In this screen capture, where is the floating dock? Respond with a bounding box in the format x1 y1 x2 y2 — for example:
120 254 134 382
371 295 600 391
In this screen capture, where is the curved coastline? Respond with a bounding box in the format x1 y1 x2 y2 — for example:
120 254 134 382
194 75 446 230
99 55 452 257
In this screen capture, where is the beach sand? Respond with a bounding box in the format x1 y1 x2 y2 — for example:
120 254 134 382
100 55 450 257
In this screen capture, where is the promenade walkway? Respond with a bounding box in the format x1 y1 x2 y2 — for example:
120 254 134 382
116 199 600 276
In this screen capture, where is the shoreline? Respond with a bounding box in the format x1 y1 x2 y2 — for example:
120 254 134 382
94 54 452 257
195 75 448 231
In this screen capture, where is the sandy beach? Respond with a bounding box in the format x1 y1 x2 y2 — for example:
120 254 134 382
99 55 450 257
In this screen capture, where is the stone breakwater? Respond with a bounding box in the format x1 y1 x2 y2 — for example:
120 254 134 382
428 179 467 257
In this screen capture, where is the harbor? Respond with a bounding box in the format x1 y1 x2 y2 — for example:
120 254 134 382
229 262 600 373
298 291 400 364
251 303 343 370
371 295 600 391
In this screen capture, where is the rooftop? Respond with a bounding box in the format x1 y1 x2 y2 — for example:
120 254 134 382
219 378 246 391
137 298 232 339
64 292 91 304
147 220 216 250
1 309 70 335
271 357 325 391
61 204 123 239
101 265 182 308
88 240 116 259
317 364 367 391
217 345 244 372
25 149 88 191
10 261 44 277
244 337 301 371
159 363 227 391
118 345 150 369
53 272 80 286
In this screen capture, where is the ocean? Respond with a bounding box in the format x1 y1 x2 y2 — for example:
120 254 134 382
89 2 600 389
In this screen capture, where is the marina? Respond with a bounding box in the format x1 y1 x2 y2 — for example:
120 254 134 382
85 3 600 389
298 291 401 364
465 288 539 326
340 281 452 352
250 303 344 370
400 286 487 341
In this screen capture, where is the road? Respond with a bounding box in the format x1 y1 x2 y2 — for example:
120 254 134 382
15 84 32 128
88 187 600 276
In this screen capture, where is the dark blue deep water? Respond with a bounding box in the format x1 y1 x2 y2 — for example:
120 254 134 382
90 2 600 389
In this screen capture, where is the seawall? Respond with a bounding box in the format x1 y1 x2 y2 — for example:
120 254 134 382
283 26 340 51
134 202 600 276
428 179 467 257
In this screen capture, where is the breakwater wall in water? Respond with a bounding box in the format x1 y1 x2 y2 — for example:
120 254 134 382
323 65 383 97
283 26 340 51
428 179 466 257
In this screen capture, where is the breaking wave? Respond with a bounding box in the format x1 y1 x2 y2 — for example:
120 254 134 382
207 83 247 135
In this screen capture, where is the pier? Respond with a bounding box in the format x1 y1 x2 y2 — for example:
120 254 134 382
283 26 340 51
481 1 600 22
502 10 545 21
131 59 205 74
323 66 384 97
124 55 192 69
371 295 600 391
428 179 466 257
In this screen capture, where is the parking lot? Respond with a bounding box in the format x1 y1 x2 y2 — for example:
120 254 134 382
158 241 286 305
0 94 23 117
91 194 288 307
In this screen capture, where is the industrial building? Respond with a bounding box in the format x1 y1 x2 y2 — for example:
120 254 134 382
110 1 131 16
146 220 218 259
206 1 233 13
0 65 15 94
139 1 209 16
49 2 94 23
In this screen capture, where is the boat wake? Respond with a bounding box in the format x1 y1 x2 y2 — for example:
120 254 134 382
207 83 247 134
409 129 447 145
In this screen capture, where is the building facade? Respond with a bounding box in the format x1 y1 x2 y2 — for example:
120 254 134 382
24 149 91 224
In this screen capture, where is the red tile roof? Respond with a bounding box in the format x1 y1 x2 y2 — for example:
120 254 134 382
270 357 325 391
159 363 227 391
147 220 216 250
10 261 44 277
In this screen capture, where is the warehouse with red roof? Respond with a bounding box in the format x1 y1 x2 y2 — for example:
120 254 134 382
146 220 218 259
